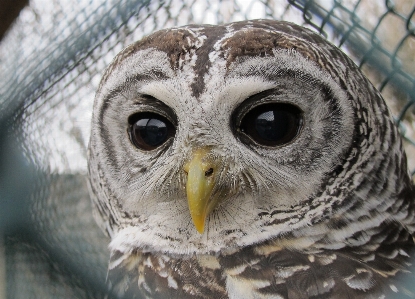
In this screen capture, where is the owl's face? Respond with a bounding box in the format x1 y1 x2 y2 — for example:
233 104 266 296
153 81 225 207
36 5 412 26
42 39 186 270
88 20 400 255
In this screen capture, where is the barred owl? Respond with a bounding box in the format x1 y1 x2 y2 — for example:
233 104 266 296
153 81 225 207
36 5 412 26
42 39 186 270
88 20 415 298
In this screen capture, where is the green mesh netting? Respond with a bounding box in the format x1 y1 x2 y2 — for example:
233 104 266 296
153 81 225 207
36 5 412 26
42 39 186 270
0 0 414 298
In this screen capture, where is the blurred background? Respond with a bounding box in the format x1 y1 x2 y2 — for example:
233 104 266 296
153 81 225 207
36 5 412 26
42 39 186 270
0 0 414 298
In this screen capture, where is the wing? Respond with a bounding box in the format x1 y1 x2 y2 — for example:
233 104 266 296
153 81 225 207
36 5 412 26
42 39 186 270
220 226 415 299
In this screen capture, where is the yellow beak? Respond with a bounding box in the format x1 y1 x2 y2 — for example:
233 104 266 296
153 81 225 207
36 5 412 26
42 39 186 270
183 148 217 234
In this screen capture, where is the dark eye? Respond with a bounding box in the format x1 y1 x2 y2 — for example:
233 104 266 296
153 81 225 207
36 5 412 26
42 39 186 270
128 112 176 150
239 103 303 147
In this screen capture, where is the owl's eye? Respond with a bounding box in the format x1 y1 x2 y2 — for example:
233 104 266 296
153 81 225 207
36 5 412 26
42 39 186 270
239 103 303 147
128 112 176 150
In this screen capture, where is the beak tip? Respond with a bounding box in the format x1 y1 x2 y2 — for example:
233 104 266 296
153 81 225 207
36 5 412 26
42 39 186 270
196 227 205 234
194 219 206 234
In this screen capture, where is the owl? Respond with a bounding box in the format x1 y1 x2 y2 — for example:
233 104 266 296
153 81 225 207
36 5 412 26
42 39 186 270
88 20 415 298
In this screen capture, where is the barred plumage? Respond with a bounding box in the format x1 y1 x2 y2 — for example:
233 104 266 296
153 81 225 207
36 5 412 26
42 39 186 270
88 20 415 298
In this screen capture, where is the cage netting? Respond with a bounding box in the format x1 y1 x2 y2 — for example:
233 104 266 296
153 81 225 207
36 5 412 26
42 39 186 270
0 0 414 298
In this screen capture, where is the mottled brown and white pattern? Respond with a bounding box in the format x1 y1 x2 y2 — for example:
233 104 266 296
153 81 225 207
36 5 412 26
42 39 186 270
88 20 415 298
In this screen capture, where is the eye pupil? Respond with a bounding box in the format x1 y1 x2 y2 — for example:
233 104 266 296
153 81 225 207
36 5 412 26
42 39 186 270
255 110 291 141
129 113 175 150
136 118 168 146
239 103 302 147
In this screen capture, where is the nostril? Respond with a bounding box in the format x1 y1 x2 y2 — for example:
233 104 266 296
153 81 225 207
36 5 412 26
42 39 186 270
205 168 213 177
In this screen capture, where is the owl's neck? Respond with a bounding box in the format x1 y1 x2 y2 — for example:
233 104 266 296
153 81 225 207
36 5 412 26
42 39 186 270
107 218 415 299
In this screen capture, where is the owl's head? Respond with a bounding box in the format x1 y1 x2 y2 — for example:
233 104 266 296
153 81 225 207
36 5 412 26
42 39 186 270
88 20 409 255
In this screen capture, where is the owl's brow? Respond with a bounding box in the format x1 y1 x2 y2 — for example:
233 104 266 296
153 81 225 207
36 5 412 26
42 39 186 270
102 72 168 102
98 75 154 124
100 70 169 95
